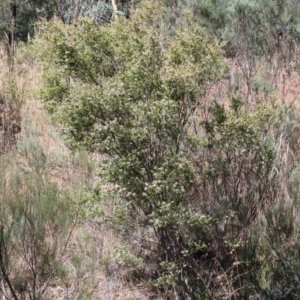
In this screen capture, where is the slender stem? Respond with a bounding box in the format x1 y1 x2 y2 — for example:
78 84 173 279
0 226 18 300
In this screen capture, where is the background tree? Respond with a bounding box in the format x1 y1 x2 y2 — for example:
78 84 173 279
0 0 135 46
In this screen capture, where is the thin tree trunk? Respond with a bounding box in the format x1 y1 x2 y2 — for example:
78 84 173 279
53 0 65 23
7 2 16 71
111 0 118 14
74 0 82 22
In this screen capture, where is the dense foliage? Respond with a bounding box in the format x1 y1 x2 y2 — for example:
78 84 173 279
163 0 300 60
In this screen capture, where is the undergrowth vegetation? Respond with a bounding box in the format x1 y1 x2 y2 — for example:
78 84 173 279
1 0 300 299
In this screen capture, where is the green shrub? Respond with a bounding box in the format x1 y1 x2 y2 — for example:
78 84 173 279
33 1 300 299
34 2 226 298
